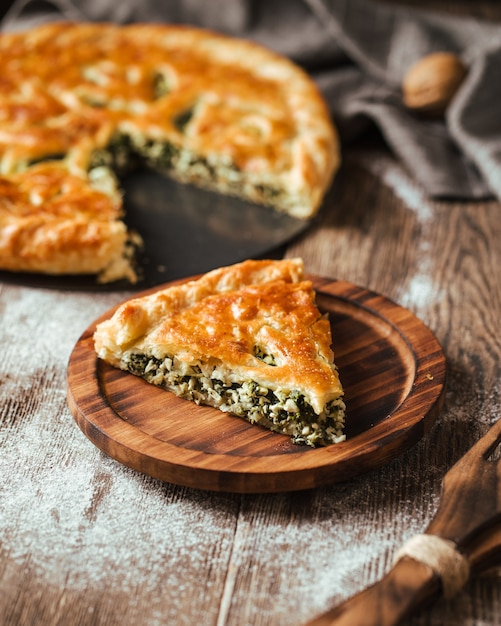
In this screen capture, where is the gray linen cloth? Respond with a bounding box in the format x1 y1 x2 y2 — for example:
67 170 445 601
4 0 501 201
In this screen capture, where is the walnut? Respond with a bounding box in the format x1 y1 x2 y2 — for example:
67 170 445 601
402 52 467 116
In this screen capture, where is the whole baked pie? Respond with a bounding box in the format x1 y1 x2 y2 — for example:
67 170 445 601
0 22 339 282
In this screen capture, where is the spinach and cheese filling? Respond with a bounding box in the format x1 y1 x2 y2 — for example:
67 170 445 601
122 351 346 447
87 130 290 212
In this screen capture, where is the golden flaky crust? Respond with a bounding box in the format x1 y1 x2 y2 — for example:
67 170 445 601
0 22 339 281
0 162 134 281
94 258 343 415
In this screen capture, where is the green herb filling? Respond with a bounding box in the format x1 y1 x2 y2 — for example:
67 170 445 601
122 352 346 447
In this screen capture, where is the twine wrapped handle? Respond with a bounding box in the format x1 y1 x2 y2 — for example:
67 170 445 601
303 417 501 626
302 534 471 626
393 534 469 599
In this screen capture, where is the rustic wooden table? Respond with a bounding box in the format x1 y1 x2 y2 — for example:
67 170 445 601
1 2 501 625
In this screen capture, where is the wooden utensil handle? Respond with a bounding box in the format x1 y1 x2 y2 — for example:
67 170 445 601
303 557 440 626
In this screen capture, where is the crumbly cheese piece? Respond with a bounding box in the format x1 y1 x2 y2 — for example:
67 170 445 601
94 258 346 446
0 22 339 281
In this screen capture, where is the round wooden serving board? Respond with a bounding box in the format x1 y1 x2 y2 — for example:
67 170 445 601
67 275 446 493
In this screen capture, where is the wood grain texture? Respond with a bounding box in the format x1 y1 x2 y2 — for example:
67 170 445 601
66 276 445 493
1 2 501 625
303 557 440 626
303 411 501 626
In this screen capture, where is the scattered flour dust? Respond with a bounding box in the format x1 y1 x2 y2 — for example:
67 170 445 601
356 150 434 225
0 402 402 624
218 507 397 624
356 152 444 311
0 286 236 599
0 391 397 615
401 273 439 311
0 284 426 625
0 406 235 594
380 167 434 225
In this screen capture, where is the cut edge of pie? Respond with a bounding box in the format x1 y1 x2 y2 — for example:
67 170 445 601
93 257 346 447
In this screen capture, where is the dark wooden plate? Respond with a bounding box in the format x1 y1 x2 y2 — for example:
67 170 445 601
66 275 446 493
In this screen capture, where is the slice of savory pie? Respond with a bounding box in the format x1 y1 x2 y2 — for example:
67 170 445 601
0 22 339 282
94 258 346 446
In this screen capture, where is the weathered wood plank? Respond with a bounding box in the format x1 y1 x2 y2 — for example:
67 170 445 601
1 1 501 624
